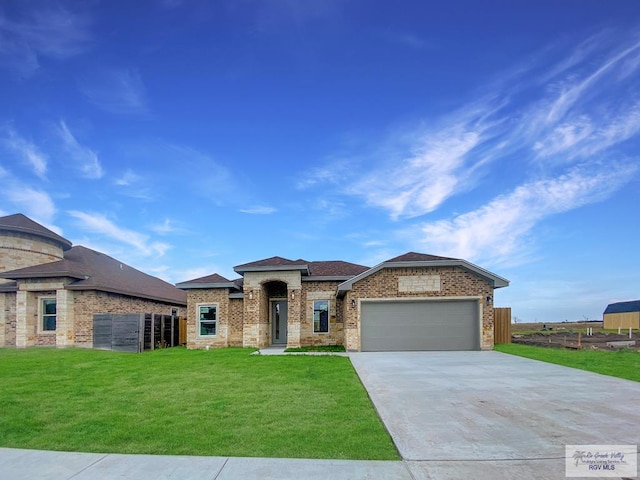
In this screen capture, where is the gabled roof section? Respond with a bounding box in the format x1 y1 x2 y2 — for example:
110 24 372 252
2 245 186 305
175 273 238 290
337 251 509 295
604 300 640 315
0 213 72 250
234 256 309 275
385 252 458 262
305 261 370 280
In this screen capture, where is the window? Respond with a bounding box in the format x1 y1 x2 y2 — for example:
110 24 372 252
41 298 57 332
198 304 217 336
313 300 329 333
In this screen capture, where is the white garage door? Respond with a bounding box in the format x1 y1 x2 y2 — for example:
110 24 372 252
361 300 480 351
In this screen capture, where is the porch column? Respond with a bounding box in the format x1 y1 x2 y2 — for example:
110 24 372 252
287 288 301 348
15 290 34 348
0 293 6 347
242 286 262 347
56 289 75 347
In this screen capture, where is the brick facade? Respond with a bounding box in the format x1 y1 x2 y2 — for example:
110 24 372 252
0 232 64 275
342 266 494 351
0 292 16 346
72 290 186 347
300 281 344 347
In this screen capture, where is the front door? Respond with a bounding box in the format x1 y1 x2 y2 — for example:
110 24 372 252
271 300 288 345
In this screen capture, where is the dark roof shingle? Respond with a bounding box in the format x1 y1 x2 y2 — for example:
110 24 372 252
234 256 308 269
2 245 186 305
385 252 458 262
308 261 369 277
0 213 72 250
181 273 231 284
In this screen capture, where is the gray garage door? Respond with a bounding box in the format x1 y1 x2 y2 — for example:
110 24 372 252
361 300 479 351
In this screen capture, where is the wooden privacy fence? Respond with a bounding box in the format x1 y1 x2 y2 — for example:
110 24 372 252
494 307 512 344
94 313 186 352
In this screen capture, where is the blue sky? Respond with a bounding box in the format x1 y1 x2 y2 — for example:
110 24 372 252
1 0 639 323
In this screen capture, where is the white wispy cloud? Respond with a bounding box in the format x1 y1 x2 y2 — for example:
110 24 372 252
0 3 91 77
68 210 171 257
296 159 352 189
56 121 104 179
349 121 492 219
299 28 640 264
239 205 277 215
414 163 637 266
1 127 48 178
150 218 182 235
4 185 56 225
78 67 148 115
114 169 142 186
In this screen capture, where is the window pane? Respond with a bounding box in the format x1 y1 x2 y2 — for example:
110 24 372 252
200 320 216 336
200 306 216 320
43 315 56 331
43 299 56 315
313 300 329 333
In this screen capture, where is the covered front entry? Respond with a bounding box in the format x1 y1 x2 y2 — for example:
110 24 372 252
360 299 480 351
271 300 288 345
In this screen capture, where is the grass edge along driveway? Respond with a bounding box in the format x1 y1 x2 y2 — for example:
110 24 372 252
495 343 640 382
0 347 399 460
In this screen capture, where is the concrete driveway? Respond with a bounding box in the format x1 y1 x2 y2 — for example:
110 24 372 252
350 351 640 479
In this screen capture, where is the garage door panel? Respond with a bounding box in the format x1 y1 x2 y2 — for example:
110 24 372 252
361 300 479 351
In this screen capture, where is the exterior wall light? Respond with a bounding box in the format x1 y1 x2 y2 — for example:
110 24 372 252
351 299 356 308
249 290 253 300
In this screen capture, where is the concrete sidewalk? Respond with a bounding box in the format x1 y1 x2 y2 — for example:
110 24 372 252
0 448 413 480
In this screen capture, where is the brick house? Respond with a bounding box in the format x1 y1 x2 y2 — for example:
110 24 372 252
0 214 186 348
177 253 509 351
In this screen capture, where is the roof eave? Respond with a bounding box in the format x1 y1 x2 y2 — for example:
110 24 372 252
0 224 72 250
1 271 86 281
234 265 310 275
175 281 236 290
0 282 18 293
337 259 509 294
66 284 187 306
303 275 355 282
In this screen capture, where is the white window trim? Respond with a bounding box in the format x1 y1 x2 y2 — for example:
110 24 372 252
197 303 218 338
313 299 330 334
38 296 57 334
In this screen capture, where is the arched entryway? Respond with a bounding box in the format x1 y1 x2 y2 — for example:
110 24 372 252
262 280 288 345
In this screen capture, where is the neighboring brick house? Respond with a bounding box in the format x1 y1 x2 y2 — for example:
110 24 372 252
0 214 186 348
177 253 509 351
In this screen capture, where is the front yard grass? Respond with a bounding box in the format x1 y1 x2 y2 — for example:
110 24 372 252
495 343 640 382
0 347 399 460
284 345 345 352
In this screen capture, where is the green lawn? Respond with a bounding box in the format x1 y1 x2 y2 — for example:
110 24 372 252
284 345 346 352
0 347 399 460
495 343 640 382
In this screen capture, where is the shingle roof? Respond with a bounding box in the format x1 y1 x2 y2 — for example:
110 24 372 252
235 256 308 269
308 261 369 277
175 272 239 290
337 251 509 294
604 300 640 315
2 245 186 305
0 213 72 250
181 273 231 284
385 252 458 262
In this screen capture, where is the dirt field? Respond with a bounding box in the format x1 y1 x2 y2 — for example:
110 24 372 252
511 322 639 351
